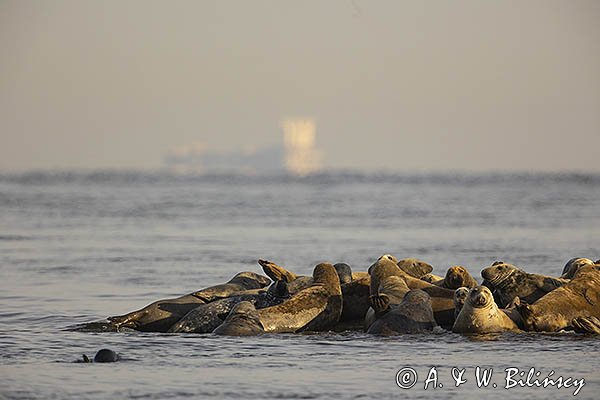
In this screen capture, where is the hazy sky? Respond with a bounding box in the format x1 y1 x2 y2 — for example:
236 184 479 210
1 0 599 171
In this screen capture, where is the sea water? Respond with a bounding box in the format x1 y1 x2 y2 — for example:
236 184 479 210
1 171 599 399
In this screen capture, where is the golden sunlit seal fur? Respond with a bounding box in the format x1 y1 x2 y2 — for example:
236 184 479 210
481 262 568 308
367 289 437 335
212 263 343 336
368 255 456 327
561 257 594 279
435 266 478 289
452 286 520 334
518 264 600 332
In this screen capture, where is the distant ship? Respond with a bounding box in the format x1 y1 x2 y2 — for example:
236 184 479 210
163 118 322 176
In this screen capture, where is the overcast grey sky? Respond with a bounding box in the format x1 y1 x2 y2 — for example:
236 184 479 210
1 0 599 172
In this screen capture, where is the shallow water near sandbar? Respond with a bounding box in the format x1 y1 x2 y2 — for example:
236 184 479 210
1 171 599 399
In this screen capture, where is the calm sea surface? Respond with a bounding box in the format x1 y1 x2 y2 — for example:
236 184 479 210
1 171 599 399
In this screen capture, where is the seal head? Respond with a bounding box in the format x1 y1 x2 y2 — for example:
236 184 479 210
93 349 119 363
441 266 478 289
561 258 594 279
334 263 353 285
453 287 470 318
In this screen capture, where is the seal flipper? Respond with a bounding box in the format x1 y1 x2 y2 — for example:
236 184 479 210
572 316 600 334
506 296 520 309
516 302 536 331
82 354 91 363
370 294 391 316
258 259 298 283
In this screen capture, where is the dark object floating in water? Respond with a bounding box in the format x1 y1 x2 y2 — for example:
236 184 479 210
79 348 120 363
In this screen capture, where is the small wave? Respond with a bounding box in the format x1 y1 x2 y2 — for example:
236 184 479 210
0 234 32 241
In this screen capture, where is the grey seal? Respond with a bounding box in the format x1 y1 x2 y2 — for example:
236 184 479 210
258 259 370 324
518 264 600 332
561 257 594 279
452 286 520 334
168 280 289 333
256 262 342 333
367 289 437 335
435 266 478 289
368 255 455 328
212 301 265 336
453 287 470 319
213 263 342 335
481 262 568 308
80 349 120 363
107 272 271 332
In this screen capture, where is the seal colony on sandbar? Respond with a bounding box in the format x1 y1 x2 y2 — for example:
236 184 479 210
74 255 600 336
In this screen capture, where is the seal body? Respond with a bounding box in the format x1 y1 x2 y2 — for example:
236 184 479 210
518 264 600 332
168 280 290 333
481 263 568 308
257 263 342 333
259 259 367 324
107 272 270 332
368 256 455 328
452 286 520 334
435 266 478 290
212 302 265 336
367 290 437 335
339 275 371 322
364 275 411 330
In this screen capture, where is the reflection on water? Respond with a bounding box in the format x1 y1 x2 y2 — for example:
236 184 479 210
1 171 599 399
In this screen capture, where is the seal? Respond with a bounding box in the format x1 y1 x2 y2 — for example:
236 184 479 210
481 262 568 308
80 349 120 363
368 256 455 328
435 266 478 290
453 287 470 319
367 255 434 279
338 274 371 323
364 275 411 330
452 286 520 334
518 264 600 332
396 258 434 279
107 271 271 332
367 289 437 335
168 280 290 333
561 257 594 279
256 263 342 333
212 301 265 336
259 259 368 324
334 263 353 285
